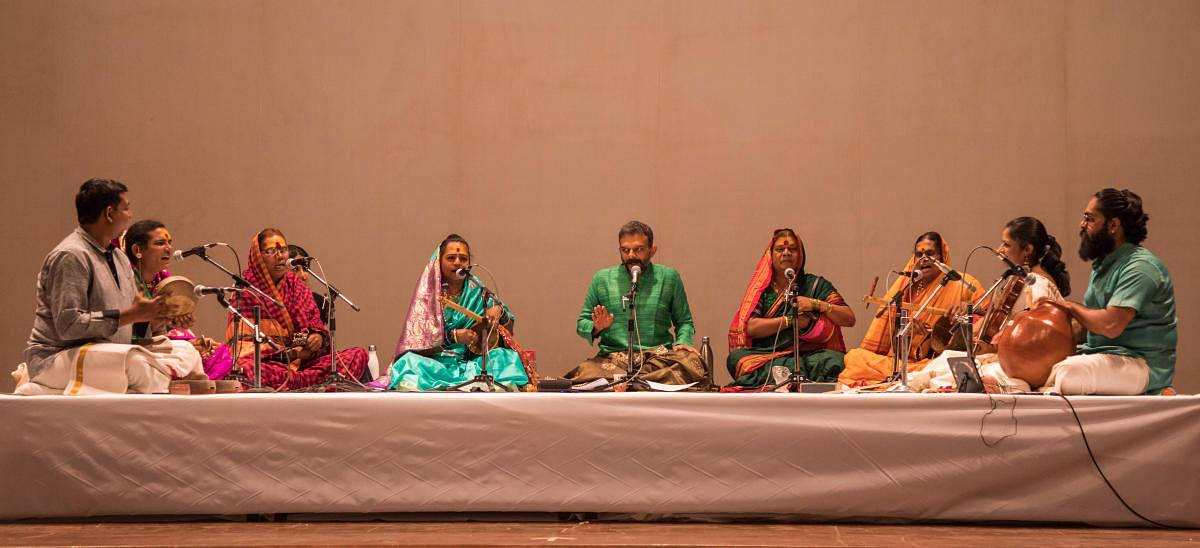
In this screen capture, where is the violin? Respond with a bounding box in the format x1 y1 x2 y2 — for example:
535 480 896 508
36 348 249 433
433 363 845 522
975 274 1025 349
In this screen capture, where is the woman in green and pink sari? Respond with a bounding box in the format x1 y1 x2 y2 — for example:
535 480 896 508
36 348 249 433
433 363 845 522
724 229 856 391
384 234 534 391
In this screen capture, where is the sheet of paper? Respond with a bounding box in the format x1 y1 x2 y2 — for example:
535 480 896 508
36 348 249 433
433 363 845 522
644 380 697 392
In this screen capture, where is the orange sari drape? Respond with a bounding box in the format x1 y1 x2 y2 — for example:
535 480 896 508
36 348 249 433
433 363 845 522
838 236 981 387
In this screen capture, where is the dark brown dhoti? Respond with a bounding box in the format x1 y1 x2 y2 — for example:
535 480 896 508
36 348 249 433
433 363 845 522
564 346 712 390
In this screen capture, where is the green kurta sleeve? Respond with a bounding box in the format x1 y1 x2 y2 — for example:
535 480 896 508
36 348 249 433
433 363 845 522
668 268 695 346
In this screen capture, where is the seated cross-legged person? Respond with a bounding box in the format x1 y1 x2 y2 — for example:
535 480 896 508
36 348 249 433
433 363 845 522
20 179 204 395
384 234 533 391
908 217 1070 393
725 228 855 391
1036 189 1177 395
564 221 710 389
838 231 982 389
123 219 233 380
225 228 367 391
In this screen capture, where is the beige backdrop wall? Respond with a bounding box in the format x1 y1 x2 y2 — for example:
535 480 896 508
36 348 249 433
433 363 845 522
2 0 1196 394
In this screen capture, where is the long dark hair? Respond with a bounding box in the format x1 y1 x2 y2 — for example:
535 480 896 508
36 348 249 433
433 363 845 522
1006 216 1071 297
124 219 166 260
1094 188 1149 245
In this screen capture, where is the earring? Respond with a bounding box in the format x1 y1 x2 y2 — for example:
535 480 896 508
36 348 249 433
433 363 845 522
136 253 142 259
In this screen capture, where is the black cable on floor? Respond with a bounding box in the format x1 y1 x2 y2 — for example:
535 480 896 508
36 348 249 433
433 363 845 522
1056 394 1181 529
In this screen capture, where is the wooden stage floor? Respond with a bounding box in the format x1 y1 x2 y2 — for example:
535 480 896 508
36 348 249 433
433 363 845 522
1 520 1194 546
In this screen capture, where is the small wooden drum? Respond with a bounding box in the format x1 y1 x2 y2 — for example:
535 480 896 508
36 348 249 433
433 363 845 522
153 275 198 319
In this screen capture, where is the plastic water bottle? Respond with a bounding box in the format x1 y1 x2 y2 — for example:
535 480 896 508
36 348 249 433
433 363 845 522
699 336 714 378
367 345 380 380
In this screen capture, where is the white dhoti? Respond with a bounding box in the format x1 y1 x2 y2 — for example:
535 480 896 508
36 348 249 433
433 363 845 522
907 351 1033 394
1040 353 1149 395
17 338 204 395
911 350 1150 395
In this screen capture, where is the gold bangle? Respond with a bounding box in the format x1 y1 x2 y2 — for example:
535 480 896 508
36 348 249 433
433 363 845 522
452 331 458 343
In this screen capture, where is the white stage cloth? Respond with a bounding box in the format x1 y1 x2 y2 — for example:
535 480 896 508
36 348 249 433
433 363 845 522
1 392 1196 526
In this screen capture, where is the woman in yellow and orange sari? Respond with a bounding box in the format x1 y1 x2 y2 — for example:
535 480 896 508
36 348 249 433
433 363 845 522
725 229 857 390
838 231 982 388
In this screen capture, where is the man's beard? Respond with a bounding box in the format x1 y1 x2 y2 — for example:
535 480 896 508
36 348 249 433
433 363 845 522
624 259 646 270
1079 228 1115 261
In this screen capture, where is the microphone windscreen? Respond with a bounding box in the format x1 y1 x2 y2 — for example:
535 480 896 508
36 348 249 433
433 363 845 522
537 379 573 392
172 250 184 261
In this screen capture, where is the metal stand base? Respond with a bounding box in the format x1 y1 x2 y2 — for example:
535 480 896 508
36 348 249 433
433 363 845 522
301 372 370 392
448 373 512 392
763 371 812 392
882 377 915 392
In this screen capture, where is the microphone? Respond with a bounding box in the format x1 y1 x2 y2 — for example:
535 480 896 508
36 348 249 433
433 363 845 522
894 270 920 279
630 265 642 287
286 256 313 269
784 267 796 280
989 248 1029 278
454 266 472 280
193 285 238 297
931 260 978 292
172 243 222 260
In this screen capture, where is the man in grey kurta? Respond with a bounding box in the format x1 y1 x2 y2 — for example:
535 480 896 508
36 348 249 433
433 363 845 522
25 226 139 376
21 179 199 394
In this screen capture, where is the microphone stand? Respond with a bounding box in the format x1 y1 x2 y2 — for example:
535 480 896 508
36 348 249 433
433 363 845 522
216 293 274 393
298 260 368 392
191 249 283 309
948 264 1026 390
885 278 950 393
449 273 512 392
609 277 652 392
762 275 813 392
884 263 973 392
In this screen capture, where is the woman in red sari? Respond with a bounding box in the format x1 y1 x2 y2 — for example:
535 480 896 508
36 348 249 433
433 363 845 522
226 228 367 390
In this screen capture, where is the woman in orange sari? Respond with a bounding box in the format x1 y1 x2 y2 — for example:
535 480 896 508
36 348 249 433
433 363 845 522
838 231 982 388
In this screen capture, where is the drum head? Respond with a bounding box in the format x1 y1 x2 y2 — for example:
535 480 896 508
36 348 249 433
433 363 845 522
154 275 197 317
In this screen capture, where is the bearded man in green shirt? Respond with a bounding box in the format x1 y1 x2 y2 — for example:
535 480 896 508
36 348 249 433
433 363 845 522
564 221 710 389
1038 188 1177 395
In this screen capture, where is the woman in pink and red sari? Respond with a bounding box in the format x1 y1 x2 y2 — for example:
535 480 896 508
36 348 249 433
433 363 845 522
725 229 856 390
225 228 367 390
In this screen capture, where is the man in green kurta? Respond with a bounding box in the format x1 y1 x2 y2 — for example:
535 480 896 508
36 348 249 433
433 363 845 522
1040 189 1177 395
566 221 710 389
